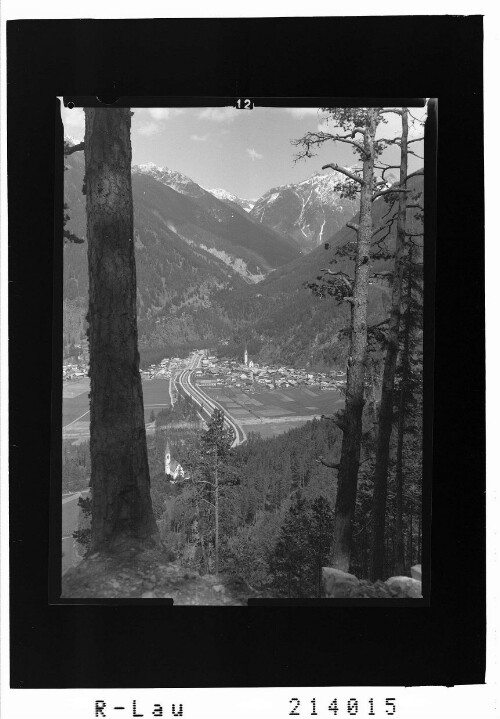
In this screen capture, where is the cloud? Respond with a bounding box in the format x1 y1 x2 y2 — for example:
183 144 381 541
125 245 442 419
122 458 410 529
199 107 239 123
190 133 209 142
285 108 324 118
134 108 185 136
246 148 263 161
137 121 161 136
60 104 85 139
148 108 184 121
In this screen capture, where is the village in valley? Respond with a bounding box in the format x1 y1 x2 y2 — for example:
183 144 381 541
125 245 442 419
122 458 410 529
63 344 347 393
189 350 346 393
137 345 347 394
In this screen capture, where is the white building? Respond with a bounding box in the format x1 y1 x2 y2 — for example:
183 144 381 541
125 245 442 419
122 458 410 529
164 443 185 483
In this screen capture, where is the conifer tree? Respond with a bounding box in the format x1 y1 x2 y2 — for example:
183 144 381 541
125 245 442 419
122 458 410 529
189 408 236 573
296 108 412 571
308 496 334 596
369 108 410 580
83 107 158 552
393 245 423 574
270 492 311 597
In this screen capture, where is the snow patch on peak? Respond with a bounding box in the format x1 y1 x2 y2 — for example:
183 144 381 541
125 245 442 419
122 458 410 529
137 161 162 172
134 163 206 199
208 188 255 212
209 188 236 201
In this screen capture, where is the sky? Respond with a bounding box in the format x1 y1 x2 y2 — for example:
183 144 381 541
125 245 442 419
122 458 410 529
61 103 426 201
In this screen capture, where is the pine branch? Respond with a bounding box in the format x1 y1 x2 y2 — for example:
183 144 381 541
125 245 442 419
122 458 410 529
63 229 85 244
407 203 424 211
316 455 340 469
322 163 364 185
372 213 397 237
379 165 400 182
370 271 393 280
346 221 359 232
320 269 353 291
381 198 398 220
321 414 346 431
64 142 85 155
372 187 412 202
350 126 367 137
330 134 366 155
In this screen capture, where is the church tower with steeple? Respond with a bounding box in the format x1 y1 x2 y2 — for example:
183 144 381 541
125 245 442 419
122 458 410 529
164 442 185 483
164 442 172 476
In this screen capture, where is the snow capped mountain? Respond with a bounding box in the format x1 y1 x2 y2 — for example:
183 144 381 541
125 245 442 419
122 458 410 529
208 188 255 213
133 163 207 202
250 171 358 252
129 162 300 281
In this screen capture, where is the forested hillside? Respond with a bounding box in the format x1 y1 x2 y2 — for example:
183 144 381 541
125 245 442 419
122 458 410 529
69 405 422 599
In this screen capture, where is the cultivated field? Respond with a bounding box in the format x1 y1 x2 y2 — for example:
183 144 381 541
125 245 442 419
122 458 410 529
62 377 172 441
201 384 345 439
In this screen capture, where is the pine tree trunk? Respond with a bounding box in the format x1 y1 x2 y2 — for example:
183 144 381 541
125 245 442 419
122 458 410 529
195 499 208 573
331 109 379 572
409 500 413 565
370 109 409 581
84 108 158 553
215 465 219 575
418 512 421 564
393 251 413 576
394 403 406 576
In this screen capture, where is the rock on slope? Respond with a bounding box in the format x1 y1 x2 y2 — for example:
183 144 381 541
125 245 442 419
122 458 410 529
322 567 423 598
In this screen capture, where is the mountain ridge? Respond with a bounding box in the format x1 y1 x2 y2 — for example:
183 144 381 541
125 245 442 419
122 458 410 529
249 170 359 253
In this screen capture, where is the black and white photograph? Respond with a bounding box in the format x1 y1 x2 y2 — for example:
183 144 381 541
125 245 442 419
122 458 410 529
4 10 489 710
60 101 427 603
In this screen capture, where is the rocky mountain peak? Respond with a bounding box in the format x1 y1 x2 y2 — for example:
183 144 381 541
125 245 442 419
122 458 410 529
208 188 255 213
249 171 358 252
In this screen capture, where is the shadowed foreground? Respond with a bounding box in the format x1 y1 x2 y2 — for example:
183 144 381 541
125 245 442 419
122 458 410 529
61 542 267 604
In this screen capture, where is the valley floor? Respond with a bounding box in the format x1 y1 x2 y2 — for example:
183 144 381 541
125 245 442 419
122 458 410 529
62 377 171 443
202 384 344 439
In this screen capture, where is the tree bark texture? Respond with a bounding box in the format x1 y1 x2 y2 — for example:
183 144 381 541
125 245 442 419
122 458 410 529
370 108 409 581
393 250 414 576
84 108 158 552
214 465 219 575
331 109 379 572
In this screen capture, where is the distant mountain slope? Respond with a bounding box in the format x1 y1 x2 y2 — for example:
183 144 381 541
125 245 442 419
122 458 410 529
208 188 255 213
133 163 299 265
249 171 358 253
64 153 246 326
64 153 302 309
64 145 422 370
213 173 424 368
